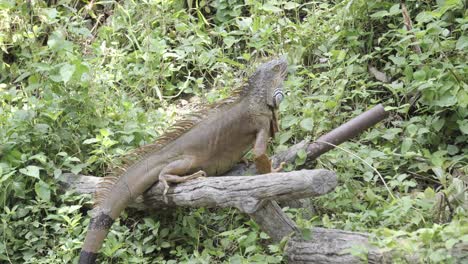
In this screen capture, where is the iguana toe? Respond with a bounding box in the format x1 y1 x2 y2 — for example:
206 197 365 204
272 162 285 172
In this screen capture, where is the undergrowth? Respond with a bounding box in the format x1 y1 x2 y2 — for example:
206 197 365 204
0 0 466 263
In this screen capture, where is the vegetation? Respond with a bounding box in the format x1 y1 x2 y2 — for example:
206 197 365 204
0 0 466 263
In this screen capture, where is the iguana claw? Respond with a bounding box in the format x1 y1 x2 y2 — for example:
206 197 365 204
272 162 285 172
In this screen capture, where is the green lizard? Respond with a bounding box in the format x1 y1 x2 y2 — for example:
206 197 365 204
79 57 288 263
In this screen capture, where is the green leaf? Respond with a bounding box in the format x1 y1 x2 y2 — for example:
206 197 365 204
41 8 58 23
434 92 457 107
19 165 41 179
236 17 252 30
100 128 111 137
284 2 300 10
281 115 298 129
456 35 467 50
60 64 75 84
83 138 99 144
389 55 406 66
261 3 282 13
300 228 312 240
424 187 435 199
35 181 51 202
295 149 307 166
47 30 73 52
160 241 171 248
413 70 426 81
445 238 459 249
297 149 307 159
223 36 237 48
416 11 436 23
259 232 269 239
300 118 314 131
401 138 412 153
279 131 293 144
457 119 468 134
446 145 459 155
370 10 389 18
389 4 400 15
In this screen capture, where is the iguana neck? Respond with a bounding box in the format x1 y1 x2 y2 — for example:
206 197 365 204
243 81 270 115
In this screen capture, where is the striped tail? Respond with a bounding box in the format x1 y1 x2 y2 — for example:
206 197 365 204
79 211 115 263
79 160 163 263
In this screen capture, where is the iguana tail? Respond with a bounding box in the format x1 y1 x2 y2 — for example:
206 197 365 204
79 159 164 264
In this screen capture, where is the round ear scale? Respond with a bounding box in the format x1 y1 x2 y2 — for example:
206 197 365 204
273 89 284 107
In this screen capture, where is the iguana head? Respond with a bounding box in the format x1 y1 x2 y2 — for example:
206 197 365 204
248 57 288 109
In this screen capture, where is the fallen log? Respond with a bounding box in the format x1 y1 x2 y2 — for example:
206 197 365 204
285 228 468 264
59 169 337 213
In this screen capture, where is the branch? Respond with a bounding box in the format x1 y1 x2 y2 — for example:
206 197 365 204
59 169 337 213
401 1 422 54
227 104 388 175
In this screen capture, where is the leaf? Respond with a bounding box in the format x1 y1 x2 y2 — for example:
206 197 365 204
223 36 237 48
281 115 298 129
401 138 412 153
446 145 459 155
300 227 312 240
389 55 406 66
268 244 279 253
236 17 252 30
279 131 293 144
295 149 307 166
160 241 171 248
100 128 111 137
434 92 457 107
41 8 58 23
456 35 467 50
261 3 282 13
19 165 41 179
368 66 389 82
370 11 389 18
416 11 436 23
260 232 269 239
60 63 75 84
445 238 459 249
53 169 62 179
245 245 256 254
297 149 307 159
284 2 300 10
83 138 99 144
413 70 426 81
47 30 73 52
35 181 51 202
457 119 468 134
388 4 400 15
300 118 314 131
424 187 435 199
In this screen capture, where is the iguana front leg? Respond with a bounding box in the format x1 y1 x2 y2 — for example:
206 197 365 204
159 159 207 198
254 129 284 174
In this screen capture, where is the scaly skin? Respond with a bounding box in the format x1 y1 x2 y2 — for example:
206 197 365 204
79 57 288 263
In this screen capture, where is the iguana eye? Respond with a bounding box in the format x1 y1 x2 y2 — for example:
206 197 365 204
273 89 284 107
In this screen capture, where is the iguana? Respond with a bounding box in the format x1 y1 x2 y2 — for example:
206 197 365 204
79 57 288 263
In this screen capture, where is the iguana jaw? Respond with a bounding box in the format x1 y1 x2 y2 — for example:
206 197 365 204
270 108 280 136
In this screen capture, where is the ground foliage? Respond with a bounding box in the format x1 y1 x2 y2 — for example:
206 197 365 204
0 0 467 263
